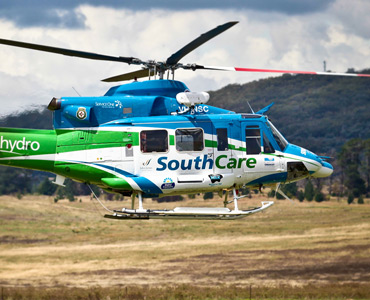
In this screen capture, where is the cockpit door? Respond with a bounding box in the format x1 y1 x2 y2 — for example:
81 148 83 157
242 123 284 184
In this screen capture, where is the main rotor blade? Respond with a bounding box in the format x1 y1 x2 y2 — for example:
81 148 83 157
0 38 137 64
166 21 238 66
191 65 370 77
102 68 155 82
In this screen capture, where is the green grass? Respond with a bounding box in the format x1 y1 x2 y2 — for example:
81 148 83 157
1 283 369 300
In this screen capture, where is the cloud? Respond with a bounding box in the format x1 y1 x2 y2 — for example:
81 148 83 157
331 0 370 39
0 0 334 28
0 2 369 115
0 2 86 28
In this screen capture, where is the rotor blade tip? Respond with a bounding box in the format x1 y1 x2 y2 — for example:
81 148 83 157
228 21 239 26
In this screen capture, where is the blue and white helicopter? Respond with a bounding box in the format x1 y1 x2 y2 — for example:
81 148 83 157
0 22 366 220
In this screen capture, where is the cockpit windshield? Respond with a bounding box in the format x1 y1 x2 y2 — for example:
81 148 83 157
267 121 288 151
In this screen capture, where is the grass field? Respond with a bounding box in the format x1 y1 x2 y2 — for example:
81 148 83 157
0 193 369 299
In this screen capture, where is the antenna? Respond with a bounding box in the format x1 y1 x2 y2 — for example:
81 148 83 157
323 60 326 72
72 87 81 97
247 101 255 114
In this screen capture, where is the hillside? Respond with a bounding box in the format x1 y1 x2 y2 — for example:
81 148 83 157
0 108 52 129
209 71 370 154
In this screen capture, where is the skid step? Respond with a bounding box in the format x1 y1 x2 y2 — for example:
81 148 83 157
104 201 274 220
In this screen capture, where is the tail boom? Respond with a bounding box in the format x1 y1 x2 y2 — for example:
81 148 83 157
0 128 56 172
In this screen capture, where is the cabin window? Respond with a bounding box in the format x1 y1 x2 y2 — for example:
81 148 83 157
263 132 275 153
140 130 168 153
176 128 204 151
217 128 228 151
245 126 261 154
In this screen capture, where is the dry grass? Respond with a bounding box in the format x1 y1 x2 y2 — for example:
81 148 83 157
0 193 369 299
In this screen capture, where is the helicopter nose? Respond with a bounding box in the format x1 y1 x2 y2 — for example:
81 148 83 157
312 161 333 178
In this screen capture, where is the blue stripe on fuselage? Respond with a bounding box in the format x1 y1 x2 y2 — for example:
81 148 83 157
247 172 288 186
93 163 162 194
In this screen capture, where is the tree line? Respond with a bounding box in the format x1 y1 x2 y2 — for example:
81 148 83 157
0 139 368 203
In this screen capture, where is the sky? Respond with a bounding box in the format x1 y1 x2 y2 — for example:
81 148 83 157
0 0 370 115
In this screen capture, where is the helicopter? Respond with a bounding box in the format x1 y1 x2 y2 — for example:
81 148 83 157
0 21 368 220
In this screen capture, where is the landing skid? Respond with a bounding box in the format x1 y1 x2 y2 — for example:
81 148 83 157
87 185 274 221
104 201 274 220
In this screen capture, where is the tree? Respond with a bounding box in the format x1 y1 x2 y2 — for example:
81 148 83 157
347 193 354 205
282 182 297 198
338 139 367 197
297 190 304 202
53 179 76 202
0 166 32 195
304 180 314 201
203 192 213 200
268 184 296 200
344 168 366 197
37 177 57 196
314 192 325 202
361 139 370 193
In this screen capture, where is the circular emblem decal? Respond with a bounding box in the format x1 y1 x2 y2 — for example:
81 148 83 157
161 178 175 190
77 107 87 120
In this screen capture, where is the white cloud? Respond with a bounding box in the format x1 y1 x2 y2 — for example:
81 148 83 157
0 2 369 115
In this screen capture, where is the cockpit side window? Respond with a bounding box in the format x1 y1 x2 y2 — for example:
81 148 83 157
245 126 261 155
268 121 288 151
263 132 275 153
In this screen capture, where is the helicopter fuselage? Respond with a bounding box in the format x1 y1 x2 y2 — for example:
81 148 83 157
0 80 332 199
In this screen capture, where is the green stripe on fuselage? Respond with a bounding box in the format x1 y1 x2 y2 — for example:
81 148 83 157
55 130 139 153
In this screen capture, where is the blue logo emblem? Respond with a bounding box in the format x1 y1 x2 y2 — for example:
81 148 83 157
209 174 223 183
161 178 175 189
264 157 275 166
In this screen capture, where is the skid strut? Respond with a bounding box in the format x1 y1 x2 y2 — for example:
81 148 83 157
224 188 248 211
